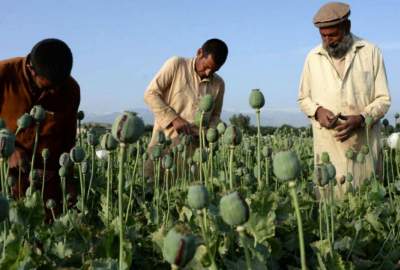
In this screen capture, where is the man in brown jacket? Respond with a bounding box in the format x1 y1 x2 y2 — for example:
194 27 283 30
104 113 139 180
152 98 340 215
0 39 80 206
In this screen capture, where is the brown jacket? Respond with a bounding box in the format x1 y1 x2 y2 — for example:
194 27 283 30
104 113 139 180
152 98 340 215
0 57 80 170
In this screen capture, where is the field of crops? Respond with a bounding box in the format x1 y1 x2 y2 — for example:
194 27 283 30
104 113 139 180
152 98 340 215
1 91 400 270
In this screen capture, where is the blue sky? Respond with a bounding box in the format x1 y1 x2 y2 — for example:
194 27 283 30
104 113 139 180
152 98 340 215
1 0 399 120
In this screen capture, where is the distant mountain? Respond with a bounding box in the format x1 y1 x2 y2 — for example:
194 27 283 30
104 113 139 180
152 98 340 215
83 107 310 127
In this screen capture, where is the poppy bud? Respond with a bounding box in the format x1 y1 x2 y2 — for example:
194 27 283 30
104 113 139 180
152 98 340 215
0 129 15 158
249 88 265 110
217 122 226 135
272 151 301 181
70 146 86 163
163 224 196 268
219 191 250 227
17 113 33 131
111 112 145 144
42 148 50 160
30 105 46 123
206 128 218 143
46 199 56 210
223 125 242 146
162 154 173 170
187 185 209 210
77 110 85 121
199 94 214 112
100 133 118 151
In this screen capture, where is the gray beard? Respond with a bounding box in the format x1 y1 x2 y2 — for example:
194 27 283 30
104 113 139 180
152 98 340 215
324 34 353 59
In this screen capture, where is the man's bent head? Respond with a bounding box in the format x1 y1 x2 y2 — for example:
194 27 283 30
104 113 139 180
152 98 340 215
313 2 353 59
195 38 228 79
27 38 73 89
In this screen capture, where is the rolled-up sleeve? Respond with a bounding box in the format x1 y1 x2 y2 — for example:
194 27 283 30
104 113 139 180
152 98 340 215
297 56 320 118
144 57 179 129
362 47 391 122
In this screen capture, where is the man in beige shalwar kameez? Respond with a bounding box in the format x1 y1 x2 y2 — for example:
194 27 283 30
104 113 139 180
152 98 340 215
144 39 228 176
298 2 391 193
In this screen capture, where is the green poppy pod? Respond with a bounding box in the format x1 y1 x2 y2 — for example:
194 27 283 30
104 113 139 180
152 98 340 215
17 113 33 131
100 133 118 151
70 146 86 163
262 146 272 158
356 152 365 163
77 110 85 121
87 130 99 146
249 88 265 110
346 173 353 183
59 166 68 178
345 149 354 160
321 152 330 164
194 110 209 127
217 122 226 135
0 119 5 129
325 163 336 180
365 116 373 127
193 148 207 163
41 148 50 160
396 113 400 119
7 175 16 187
162 154 173 170
0 130 16 158
163 224 196 267
111 112 145 144
314 164 329 187
59 152 73 168
81 160 90 175
0 196 9 222
223 125 242 146
272 151 301 181
151 145 163 160
46 199 56 210
29 169 41 184
176 144 184 153
142 152 149 161
199 94 214 112
30 105 46 123
361 145 369 155
219 191 250 227
187 185 209 209
382 118 389 127
156 131 166 145
206 128 218 143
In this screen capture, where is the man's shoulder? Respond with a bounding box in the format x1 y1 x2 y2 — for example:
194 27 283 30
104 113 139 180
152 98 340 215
353 36 380 53
212 73 225 87
163 56 189 68
0 57 24 74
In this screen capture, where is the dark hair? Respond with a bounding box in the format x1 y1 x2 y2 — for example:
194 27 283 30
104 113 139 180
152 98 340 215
201 38 228 67
29 38 73 83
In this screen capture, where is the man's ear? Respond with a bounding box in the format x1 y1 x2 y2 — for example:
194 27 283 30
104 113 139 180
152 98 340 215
197 48 203 58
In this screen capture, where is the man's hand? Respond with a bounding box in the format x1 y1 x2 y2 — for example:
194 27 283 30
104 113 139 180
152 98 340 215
171 116 192 135
315 107 336 129
8 148 29 173
334 115 364 142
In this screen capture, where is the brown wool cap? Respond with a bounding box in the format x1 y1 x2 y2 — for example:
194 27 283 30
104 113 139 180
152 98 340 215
313 2 351 28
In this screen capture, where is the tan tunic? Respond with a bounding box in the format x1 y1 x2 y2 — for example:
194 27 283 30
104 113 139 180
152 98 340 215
144 56 225 147
298 35 391 189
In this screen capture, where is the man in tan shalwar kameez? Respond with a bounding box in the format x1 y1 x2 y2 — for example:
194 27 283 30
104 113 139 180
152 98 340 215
298 2 391 194
144 39 228 177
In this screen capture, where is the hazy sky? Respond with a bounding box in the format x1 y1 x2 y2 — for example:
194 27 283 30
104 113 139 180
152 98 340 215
1 0 399 119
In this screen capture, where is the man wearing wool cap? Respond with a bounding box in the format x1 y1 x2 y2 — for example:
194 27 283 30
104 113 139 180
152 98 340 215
298 2 391 195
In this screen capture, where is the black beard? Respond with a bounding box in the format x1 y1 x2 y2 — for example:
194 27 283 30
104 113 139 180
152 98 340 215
324 34 353 59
